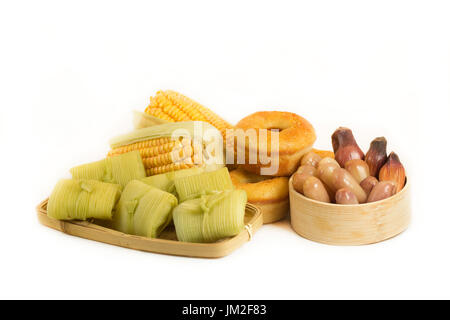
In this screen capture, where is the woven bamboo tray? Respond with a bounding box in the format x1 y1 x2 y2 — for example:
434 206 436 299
289 177 411 246
259 200 289 224
37 199 263 258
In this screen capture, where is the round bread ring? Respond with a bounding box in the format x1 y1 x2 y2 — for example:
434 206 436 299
230 168 289 223
235 111 316 176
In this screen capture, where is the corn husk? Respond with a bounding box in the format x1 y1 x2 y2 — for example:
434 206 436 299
133 110 170 129
113 180 178 238
174 167 234 202
47 179 121 221
70 150 146 188
140 167 205 196
173 190 247 243
110 121 218 148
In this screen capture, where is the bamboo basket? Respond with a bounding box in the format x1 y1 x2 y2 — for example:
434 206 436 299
289 177 411 245
36 199 263 258
257 200 289 224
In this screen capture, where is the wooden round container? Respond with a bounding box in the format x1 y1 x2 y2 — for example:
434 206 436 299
289 177 411 245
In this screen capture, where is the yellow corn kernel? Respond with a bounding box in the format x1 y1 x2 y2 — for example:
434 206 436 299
142 145 194 167
146 162 195 176
149 92 190 122
141 141 178 158
108 136 197 176
143 152 173 167
145 90 233 137
108 137 173 157
164 90 209 123
162 104 191 122
145 108 175 122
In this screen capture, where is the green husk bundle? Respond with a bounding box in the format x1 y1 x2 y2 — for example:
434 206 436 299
70 150 146 188
140 167 205 196
112 180 178 238
171 198 205 243
47 179 121 221
174 167 234 202
173 189 247 243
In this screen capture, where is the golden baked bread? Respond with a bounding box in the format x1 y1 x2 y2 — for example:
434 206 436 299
230 168 289 223
231 111 316 176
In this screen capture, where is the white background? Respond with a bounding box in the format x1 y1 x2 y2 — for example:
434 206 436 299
1 0 449 299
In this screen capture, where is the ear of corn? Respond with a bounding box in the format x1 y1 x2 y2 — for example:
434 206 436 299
140 167 205 196
172 190 247 243
70 150 146 188
174 167 234 202
108 121 224 176
112 180 178 238
47 179 121 221
144 90 233 139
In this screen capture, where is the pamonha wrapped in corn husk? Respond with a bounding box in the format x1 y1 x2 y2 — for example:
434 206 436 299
112 180 178 238
140 167 204 197
47 179 121 221
70 150 146 188
173 190 247 243
48 144 245 243
174 167 234 202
